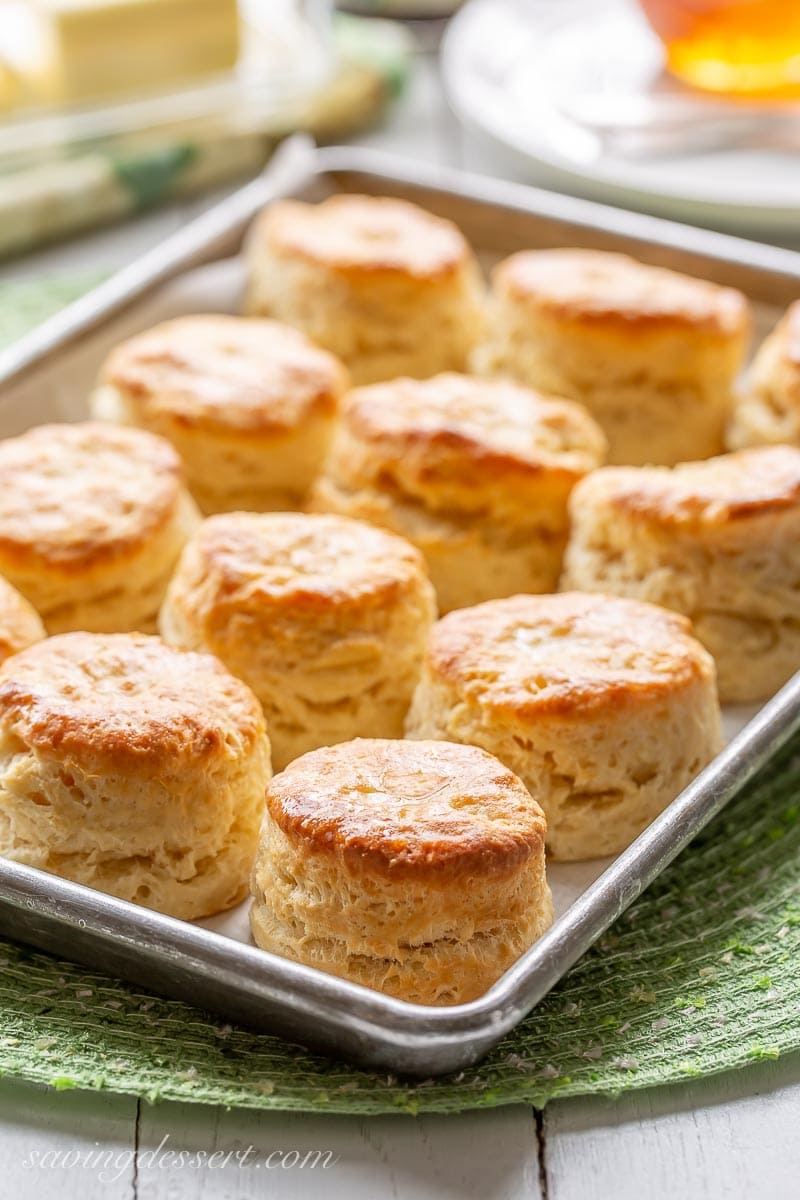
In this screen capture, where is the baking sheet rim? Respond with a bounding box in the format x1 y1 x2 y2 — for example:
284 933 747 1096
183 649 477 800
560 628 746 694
0 138 798 1074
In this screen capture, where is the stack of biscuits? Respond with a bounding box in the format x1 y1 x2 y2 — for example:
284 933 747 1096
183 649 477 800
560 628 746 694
1 186 797 1009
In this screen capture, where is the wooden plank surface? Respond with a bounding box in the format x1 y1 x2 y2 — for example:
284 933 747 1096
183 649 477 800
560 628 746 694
5 1057 800 1199
544 1053 800 1200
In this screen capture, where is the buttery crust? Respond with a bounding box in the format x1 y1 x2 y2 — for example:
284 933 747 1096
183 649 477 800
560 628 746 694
571 446 800 529
779 299 800 361
728 301 800 448
172 511 429 615
0 576 45 664
245 196 485 386
0 422 185 575
420 592 712 720
266 738 546 881
160 513 437 770
406 592 721 860
0 631 265 767
561 446 800 703
0 632 271 920
97 315 347 436
309 375 606 612
495 249 749 335
251 195 471 280
0 421 200 635
474 248 749 467
326 373 607 503
250 737 553 1004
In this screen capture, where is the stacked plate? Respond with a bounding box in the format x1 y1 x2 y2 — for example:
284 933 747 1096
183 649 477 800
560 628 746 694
442 0 800 237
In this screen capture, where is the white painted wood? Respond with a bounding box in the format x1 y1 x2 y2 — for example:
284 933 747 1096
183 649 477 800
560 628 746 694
0 1078 137 1196
134 1101 540 1200
545 1052 800 1200
8 1053 800 1200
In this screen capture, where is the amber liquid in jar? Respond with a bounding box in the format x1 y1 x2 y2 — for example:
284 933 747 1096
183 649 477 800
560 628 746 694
639 0 800 97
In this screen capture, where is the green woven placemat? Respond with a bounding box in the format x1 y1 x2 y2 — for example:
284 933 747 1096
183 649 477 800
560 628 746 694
0 277 799 1114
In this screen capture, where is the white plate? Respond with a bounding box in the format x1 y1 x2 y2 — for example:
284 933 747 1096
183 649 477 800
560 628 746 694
442 0 800 236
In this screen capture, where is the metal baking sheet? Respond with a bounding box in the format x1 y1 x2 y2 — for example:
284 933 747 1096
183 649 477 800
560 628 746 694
0 137 798 1076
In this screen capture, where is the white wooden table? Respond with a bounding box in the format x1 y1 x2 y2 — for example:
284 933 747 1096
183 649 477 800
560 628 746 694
2 45 800 1199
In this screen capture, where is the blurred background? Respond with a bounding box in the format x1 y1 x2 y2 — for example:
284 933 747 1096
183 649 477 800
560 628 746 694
0 0 797 318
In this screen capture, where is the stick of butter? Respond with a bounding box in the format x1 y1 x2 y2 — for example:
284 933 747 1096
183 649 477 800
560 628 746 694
32 0 241 102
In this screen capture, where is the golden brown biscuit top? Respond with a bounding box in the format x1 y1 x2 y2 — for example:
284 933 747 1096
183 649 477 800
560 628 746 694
0 422 184 573
339 374 607 490
100 315 347 434
754 300 800 383
0 631 265 764
256 195 472 279
0 576 45 664
424 592 713 718
495 248 749 336
175 512 430 614
780 299 800 364
267 738 546 879
577 446 800 528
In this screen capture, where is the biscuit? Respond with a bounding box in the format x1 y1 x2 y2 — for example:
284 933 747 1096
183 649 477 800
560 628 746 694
406 592 721 861
0 632 271 919
309 373 607 613
0 422 201 634
0 576 45 665
245 194 484 385
728 300 800 449
92 315 348 514
561 446 800 703
159 512 436 770
250 738 553 1005
473 248 750 465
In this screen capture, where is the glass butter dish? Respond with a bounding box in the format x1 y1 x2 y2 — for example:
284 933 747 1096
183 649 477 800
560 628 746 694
0 0 333 171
